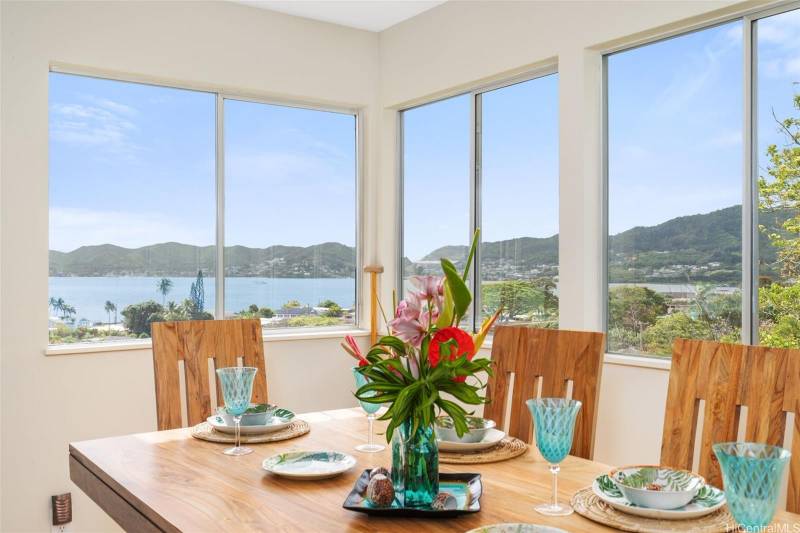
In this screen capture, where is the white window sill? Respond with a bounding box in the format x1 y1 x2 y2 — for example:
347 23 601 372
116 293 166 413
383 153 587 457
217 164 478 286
45 327 370 356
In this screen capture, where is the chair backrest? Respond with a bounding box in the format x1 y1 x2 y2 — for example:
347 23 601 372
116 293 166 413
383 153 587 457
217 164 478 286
661 338 800 512
151 319 267 430
485 326 606 460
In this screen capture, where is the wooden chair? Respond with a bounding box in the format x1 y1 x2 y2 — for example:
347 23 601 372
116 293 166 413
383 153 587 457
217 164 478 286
151 319 267 430
661 338 800 512
484 326 606 460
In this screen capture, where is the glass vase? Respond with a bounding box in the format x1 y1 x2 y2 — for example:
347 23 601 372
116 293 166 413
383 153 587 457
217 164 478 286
391 420 439 508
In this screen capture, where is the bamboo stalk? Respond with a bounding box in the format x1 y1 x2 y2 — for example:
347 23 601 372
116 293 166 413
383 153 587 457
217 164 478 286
364 265 384 345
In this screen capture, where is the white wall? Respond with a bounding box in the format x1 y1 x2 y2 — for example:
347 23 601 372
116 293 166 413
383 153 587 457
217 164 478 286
0 2 378 531
1 1 779 531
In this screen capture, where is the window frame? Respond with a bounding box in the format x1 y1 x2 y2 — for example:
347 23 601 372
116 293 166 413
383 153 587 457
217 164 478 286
397 66 559 332
47 64 364 346
601 1 800 356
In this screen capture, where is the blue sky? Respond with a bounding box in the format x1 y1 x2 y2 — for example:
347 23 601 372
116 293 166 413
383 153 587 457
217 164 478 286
50 10 798 260
49 74 355 252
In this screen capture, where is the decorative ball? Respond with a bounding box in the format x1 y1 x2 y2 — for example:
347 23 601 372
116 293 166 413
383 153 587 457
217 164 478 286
366 474 395 507
369 467 390 479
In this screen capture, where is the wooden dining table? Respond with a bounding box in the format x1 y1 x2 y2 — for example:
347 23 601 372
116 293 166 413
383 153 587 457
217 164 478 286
70 408 800 532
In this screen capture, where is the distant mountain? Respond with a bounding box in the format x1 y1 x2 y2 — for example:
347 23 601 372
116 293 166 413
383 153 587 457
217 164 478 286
49 242 356 278
411 205 784 284
50 205 789 282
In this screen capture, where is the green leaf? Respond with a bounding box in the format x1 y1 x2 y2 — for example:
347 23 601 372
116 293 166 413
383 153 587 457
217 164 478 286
462 229 480 281
435 280 455 328
377 335 407 355
441 258 472 322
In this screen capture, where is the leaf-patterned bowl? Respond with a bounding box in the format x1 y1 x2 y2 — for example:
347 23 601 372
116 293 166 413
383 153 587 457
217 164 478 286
593 474 725 519
608 465 705 510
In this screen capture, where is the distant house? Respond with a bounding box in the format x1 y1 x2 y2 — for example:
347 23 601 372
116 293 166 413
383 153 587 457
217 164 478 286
274 306 314 319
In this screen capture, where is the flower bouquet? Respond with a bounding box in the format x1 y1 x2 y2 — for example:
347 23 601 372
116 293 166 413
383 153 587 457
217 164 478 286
342 231 500 508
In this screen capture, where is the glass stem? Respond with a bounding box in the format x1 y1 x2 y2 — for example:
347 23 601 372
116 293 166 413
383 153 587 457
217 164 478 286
367 413 374 446
234 415 242 450
549 464 560 508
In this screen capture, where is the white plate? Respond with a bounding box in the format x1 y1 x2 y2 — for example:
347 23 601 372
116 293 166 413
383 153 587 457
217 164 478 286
207 408 295 435
437 428 506 452
466 524 568 533
262 451 356 480
592 475 726 520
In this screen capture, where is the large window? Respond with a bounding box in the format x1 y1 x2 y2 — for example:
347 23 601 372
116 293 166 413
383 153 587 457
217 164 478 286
606 6 800 358
755 9 800 348
400 73 559 331
224 99 356 328
49 72 358 345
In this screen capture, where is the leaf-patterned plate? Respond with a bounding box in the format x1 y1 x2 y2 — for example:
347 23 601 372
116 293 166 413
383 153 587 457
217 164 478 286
207 408 295 435
592 474 726 520
262 451 356 480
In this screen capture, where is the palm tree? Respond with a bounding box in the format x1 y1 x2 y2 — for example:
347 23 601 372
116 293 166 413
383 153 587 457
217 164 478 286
62 304 76 322
157 278 173 305
104 300 117 328
52 297 66 319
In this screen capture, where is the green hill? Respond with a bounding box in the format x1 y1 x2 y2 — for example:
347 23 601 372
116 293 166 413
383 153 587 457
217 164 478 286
50 242 356 277
412 205 784 284
50 205 789 282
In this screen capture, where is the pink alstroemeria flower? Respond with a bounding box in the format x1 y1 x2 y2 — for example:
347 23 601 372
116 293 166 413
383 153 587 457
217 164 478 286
389 314 426 348
410 275 443 300
395 291 421 321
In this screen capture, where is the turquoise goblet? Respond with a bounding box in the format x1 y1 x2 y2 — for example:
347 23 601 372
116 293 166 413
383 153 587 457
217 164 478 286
713 442 791 528
526 398 582 516
216 366 258 456
352 367 384 453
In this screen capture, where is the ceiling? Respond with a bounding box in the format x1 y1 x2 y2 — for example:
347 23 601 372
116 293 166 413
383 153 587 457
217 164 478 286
233 0 446 32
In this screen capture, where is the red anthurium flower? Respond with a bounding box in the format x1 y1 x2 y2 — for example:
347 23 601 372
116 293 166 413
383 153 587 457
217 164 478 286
429 327 475 381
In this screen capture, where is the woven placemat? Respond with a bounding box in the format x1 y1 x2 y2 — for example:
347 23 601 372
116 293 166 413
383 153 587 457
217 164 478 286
439 437 528 464
191 420 310 444
571 486 736 533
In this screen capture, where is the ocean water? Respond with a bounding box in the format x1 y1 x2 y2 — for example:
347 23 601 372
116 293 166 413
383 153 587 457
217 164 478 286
49 276 356 324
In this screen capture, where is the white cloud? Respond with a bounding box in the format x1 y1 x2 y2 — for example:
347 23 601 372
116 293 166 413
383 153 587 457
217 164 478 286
49 207 212 252
654 29 740 116
49 98 140 155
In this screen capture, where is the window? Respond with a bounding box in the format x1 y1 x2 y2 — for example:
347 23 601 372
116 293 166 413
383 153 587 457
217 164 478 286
479 76 559 327
401 94 471 295
606 22 743 357
400 73 560 331
224 99 357 328
755 9 800 348
49 72 359 345
606 6 800 358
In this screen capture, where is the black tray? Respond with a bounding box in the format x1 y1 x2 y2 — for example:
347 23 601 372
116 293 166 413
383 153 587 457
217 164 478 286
343 469 482 517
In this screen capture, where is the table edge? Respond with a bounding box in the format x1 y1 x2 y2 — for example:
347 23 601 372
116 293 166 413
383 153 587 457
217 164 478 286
70 444 178 533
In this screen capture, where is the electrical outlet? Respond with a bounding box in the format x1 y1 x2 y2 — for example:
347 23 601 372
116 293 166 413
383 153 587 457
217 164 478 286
51 524 71 533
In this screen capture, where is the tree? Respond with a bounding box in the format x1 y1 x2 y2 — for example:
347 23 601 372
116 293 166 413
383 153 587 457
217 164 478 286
259 307 274 318
156 278 173 306
318 299 338 308
608 286 667 351
756 88 800 348
121 300 164 336
323 303 343 317
643 312 712 355
50 297 66 318
62 304 76 323
482 278 558 321
104 300 117 327
189 270 205 312
284 299 302 309
248 304 259 313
